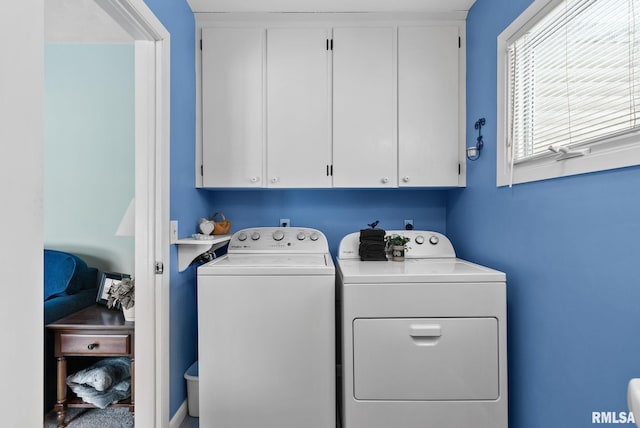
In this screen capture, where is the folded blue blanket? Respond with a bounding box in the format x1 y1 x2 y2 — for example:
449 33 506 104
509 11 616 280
66 357 131 409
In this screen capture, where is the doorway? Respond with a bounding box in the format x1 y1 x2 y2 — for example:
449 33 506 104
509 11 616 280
44 0 170 426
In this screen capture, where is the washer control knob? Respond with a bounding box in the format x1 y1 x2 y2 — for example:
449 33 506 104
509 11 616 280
297 232 306 241
415 235 425 245
237 233 247 241
251 232 261 241
429 235 439 245
273 230 285 241
309 232 319 241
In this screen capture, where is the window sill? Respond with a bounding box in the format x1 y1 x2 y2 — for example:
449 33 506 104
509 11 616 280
497 135 640 187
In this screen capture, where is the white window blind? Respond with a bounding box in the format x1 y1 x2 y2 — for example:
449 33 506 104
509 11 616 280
507 0 640 164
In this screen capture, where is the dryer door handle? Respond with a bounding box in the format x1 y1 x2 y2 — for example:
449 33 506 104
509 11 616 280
409 325 442 338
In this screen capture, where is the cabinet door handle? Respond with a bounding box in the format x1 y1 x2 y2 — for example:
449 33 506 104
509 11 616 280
402 176 410 183
270 176 279 184
87 343 99 350
381 177 389 184
250 176 260 183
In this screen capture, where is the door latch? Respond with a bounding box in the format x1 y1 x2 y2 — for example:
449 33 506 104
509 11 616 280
155 261 164 275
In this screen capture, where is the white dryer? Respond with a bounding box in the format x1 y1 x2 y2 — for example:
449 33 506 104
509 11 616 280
197 227 335 428
337 230 507 428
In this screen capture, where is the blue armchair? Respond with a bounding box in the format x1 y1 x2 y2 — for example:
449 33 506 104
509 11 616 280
44 249 99 413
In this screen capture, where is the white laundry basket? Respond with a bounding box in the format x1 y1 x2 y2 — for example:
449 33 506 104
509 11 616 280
184 361 199 417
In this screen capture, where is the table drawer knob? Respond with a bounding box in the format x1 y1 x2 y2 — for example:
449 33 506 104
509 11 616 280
87 343 99 350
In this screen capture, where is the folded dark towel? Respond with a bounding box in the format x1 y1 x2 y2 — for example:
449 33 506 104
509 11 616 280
360 255 388 261
359 228 388 261
359 229 385 241
359 241 386 253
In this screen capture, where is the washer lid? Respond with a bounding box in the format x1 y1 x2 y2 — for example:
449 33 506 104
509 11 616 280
198 253 335 275
337 258 505 283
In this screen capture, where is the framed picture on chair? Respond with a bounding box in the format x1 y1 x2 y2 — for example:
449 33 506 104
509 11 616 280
96 272 131 307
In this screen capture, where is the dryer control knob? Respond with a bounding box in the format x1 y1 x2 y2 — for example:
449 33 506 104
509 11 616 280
273 230 285 241
297 232 306 241
237 233 247 241
251 232 261 241
309 232 319 241
429 235 439 245
415 235 425 245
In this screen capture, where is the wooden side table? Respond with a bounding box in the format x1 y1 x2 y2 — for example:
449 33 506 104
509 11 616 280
47 305 135 428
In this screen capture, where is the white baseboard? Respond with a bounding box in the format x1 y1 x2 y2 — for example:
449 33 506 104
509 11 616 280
169 400 188 428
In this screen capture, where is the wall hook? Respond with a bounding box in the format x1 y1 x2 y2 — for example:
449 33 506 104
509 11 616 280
467 117 486 161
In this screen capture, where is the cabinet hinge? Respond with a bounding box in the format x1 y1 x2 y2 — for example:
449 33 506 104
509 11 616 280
458 163 461 175
327 39 333 51
200 39 203 50
201 164 204 176
330 165 333 176
458 37 461 48
155 261 164 275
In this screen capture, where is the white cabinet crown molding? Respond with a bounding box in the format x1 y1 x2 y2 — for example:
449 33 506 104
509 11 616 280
187 0 475 16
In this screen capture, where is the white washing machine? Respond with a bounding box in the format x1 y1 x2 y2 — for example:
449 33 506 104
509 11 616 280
337 230 507 428
197 227 335 428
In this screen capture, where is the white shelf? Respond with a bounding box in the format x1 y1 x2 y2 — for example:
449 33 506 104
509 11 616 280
175 235 231 272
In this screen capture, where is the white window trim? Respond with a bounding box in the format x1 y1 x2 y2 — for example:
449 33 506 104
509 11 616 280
496 0 640 187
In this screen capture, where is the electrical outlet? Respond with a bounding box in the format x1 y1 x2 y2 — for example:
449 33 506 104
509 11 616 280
170 220 179 243
280 218 290 227
404 219 414 230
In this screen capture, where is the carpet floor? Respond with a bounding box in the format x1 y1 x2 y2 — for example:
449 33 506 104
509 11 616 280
44 408 133 428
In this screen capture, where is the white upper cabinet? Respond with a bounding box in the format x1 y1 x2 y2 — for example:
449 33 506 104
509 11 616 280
266 28 332 188
398 26 461 187
196 16 466 188
332 27 397 188
201 27 264 187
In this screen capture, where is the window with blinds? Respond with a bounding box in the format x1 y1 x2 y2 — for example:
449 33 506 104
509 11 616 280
497 0 640 186
506 0 640 164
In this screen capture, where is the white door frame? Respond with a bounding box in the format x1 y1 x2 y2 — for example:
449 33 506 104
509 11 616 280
95 1 170 426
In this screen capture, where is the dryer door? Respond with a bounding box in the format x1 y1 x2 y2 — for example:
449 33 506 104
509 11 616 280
353 317 499 400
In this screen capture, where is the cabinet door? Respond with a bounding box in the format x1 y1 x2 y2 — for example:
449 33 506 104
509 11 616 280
398 26 460 187
332 27 397 188
266 28 332 188
202 27 264 187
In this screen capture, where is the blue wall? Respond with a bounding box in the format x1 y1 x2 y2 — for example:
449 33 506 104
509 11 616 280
204 189 447 257
448 0 640 426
